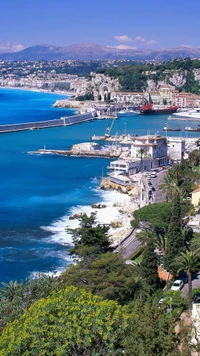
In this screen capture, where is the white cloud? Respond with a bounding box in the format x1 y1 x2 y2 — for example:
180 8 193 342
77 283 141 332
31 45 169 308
135 36 146 44
135 36 157 45
179 44 193 49
146 40 157 45
111 45 137 50
114 35 133 43
0 42 25 53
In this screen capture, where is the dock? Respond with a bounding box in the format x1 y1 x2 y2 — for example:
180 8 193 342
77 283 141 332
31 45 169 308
0 113 93 134
34 148 121 158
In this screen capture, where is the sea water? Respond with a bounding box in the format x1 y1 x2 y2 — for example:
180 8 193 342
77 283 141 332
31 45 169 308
0 88 199 283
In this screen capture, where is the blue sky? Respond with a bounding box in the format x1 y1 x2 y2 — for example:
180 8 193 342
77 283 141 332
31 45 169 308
0 0 200 51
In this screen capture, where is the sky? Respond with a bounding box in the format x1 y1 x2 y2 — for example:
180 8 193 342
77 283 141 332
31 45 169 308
0 0 200 52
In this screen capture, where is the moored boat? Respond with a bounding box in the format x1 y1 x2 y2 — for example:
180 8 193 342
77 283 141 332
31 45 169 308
117 109 140 117
169 108 200 120
140 103 178 115
184 126 200 132
163 125 181 132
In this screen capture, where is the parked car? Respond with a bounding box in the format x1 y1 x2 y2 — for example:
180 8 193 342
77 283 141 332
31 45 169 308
178 272 188 284
151 172 157 178
171 280 184 291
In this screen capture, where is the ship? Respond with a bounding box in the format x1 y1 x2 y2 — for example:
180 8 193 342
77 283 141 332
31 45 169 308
184 126 200 132
140 103 178 115
117 109 140 117
168 108 200 120
163 124 181 132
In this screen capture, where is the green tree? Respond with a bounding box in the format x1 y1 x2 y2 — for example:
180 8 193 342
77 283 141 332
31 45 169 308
67 213 112 258
0 275 59 335
132 202 173 234
188 149 200 167
164 194 185 274
159 172 180 201
123 299 181 356
176 250 200 312
0 280 21 302
137 148 147 172
60 252 149 304
140 239 160 292
0 286 130 356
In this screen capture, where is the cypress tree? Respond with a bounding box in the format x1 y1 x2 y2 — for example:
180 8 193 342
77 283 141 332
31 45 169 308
164 193 185 274
140 239 160 292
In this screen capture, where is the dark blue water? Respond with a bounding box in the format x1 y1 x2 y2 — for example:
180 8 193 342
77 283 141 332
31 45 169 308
0 88 199 283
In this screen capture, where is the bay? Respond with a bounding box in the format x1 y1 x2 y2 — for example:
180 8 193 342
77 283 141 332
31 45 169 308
0 88 199 283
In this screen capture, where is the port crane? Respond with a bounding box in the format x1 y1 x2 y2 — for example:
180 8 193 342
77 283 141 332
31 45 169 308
105 118 115 138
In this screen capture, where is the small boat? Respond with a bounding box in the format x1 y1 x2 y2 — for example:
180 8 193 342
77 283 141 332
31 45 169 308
117 109 140 117
163 125 181 132
184 126 200 132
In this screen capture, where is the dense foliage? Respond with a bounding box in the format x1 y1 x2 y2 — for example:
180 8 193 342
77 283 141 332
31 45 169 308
0 275 59 335
0 286 129 356
67 213 112 259
98 58 200 93
60 252 149 304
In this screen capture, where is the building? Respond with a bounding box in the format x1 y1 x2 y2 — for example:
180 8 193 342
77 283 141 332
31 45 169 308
149 91 160 105
191 186 200 207
159 85 173 104
107 135 169 176
174 92 200 108
167 137 185 161
131 135 168 168
108 159 139 175
110 91 148 105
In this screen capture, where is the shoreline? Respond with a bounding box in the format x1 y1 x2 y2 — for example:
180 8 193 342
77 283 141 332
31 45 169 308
41 187 139 249
0 85 74 98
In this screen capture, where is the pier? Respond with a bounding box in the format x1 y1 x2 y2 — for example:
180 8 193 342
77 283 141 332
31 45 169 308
35 148 121 158
0 113 93 134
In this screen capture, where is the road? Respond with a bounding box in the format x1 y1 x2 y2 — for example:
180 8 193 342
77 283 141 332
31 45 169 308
114 229 140 258
181 272 200 297
114 169 167 258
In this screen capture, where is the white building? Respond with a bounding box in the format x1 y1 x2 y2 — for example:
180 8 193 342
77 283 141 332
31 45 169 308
108 159 140 175
131 135 168 168
110 92 148 105
167 137 185 161
108 135 169 176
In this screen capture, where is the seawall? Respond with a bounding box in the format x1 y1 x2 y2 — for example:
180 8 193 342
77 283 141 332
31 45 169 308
0 113 93 133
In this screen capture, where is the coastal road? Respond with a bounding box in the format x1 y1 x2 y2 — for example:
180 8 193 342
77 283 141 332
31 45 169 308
115 169 167 259
114 229 140 258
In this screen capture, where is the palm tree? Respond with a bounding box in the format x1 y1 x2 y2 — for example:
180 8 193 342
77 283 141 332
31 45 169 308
158 172 180 201
137 148 146 173
137 229 167 258
0 280 20 301
176 250 200 312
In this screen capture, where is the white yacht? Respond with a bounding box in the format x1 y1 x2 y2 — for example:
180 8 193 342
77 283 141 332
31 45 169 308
117 109 140 117
168 108 200 121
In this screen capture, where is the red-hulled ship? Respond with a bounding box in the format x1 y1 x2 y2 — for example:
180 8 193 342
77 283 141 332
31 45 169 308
140 103 178 115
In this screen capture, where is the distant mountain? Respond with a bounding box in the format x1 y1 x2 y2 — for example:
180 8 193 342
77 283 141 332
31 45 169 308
1 43 200 61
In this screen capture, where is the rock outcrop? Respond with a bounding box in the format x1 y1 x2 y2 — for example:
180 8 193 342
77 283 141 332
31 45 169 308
100 178 138 196
53 99 82 109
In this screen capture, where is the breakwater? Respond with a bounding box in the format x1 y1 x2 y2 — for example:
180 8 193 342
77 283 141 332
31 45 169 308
0 113 93 133
35 148 120 158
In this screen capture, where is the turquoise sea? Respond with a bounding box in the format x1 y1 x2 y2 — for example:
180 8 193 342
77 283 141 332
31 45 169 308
0 88 200 283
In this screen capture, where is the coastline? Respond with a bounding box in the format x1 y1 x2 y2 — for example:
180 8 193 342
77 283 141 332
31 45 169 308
0 85 73 98
41 188 138 249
